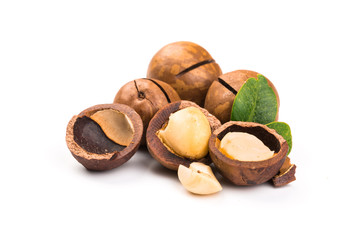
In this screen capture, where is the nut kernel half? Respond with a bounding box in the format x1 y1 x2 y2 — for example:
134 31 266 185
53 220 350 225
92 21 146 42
178 162 222 195
219 132 274 161
90 109 134 146
156 106 211 159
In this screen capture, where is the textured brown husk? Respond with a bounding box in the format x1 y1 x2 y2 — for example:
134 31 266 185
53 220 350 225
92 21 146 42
66 104 143 171
209 121 288 185
146 100 221 171
147 41 222 107
114 78 180 145
204 70 280 123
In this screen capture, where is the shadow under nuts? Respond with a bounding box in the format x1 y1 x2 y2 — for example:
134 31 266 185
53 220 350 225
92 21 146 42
114 78 180 145
147 41 222 107
66 104 143 171
146 100 221 171
204 70 280 123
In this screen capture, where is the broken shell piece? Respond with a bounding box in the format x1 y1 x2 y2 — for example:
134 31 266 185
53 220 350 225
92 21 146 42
272 157 296 187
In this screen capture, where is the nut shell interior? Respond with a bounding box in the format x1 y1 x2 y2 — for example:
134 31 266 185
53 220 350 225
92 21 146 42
66 104 143 171
209 121 288 185
146 100 221 171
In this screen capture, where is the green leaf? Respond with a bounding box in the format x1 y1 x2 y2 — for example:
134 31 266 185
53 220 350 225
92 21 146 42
266 121 292 155
230 74 277 124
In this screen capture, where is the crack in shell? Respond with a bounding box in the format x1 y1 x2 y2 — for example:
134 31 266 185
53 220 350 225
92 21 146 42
176 59 215 77
217 77 238 95
143 78 171 103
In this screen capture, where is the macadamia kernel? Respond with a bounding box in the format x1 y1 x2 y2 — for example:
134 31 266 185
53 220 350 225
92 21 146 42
157 107 211 159
219 132 274 161
90 109 134 146
178 162 222 195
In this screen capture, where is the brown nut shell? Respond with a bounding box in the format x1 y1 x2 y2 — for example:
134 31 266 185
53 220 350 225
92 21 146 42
147 41 222 107
114 78 180 145
146 100 221 171
66 104 143 171
209 121 288 185
204 70 280 123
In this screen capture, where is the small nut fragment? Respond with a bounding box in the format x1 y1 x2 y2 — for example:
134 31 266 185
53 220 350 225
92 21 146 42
219 132 274 161
272 157 296 187
156 106 211 159
178 162 222 195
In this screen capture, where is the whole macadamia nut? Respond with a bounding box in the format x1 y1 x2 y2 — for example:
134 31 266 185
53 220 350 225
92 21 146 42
147 41 222 107
204 70 280 124
114 78 180 144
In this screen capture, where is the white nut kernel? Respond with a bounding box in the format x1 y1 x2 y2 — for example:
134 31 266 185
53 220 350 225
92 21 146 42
177 162 222 195
157 107 211 159
219 132 274 161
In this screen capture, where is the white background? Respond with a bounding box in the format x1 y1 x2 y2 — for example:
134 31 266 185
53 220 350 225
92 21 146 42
1 1 359 239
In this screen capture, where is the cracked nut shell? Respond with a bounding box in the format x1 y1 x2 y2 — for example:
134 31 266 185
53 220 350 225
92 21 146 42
66 104 143 171
147 41 222 107
204 70 280 123
146 100 221 171
272 157 296 187
209 121 288 185
114 78 180 145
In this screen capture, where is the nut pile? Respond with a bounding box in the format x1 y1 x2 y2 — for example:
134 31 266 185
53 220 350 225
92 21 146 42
66 41 296 195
